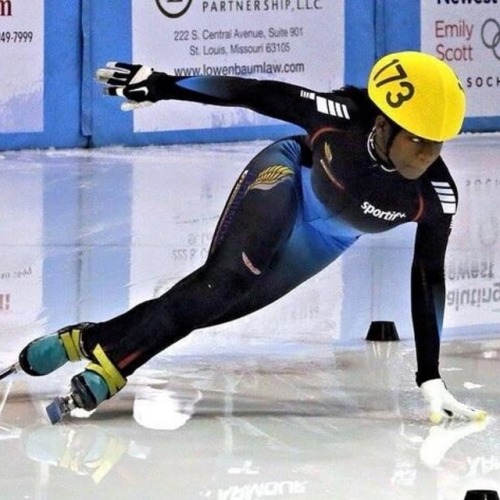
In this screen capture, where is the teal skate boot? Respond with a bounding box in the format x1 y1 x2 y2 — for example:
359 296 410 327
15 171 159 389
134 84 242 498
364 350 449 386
18 323 95 376
46 344 127 424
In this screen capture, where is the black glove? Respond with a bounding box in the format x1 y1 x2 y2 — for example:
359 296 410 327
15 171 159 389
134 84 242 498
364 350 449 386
95 62 163 111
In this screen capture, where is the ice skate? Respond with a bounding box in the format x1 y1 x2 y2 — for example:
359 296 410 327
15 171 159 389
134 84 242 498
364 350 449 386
0 323 89 382
1 323 95 380
46 345 127 424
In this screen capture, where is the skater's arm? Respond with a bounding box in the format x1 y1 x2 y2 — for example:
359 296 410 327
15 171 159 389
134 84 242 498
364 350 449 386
96 62 349 132
412 210 486 423
411 218 450 387
150 74 322 128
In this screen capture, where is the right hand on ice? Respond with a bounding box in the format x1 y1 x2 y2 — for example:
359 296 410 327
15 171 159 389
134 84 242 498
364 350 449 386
420 378 487 424
95 62 159 111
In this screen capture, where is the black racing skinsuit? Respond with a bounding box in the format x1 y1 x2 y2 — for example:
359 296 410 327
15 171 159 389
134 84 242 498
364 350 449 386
85 75 458 387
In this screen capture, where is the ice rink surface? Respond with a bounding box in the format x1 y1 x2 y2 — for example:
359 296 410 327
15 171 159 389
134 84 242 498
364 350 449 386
0 135 499 500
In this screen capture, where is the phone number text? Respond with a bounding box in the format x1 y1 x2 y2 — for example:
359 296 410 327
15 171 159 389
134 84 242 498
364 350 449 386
0 31 34 43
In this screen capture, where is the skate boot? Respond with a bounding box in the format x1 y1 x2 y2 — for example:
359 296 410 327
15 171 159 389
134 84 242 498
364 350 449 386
46 345 127 424
18 323 95 376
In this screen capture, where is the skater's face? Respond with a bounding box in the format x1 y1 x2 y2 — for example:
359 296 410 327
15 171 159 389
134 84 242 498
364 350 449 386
374 116 443 180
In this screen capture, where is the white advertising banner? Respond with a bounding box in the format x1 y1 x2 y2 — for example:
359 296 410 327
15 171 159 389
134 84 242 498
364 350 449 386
443 136 500 330
132 0 344 132
0 166 43 327
0 0 43 132
421 2 500 117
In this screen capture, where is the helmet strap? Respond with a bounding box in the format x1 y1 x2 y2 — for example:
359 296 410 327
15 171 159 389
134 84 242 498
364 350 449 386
384 116 402 156
369 117 400 173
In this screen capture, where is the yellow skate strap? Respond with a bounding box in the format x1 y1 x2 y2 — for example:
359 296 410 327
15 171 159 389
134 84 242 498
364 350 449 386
90 437 128 484
60 328 85 362
88 345 126 396
58 428 126 483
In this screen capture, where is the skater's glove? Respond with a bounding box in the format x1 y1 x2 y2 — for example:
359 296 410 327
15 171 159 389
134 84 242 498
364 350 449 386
95 62 166 111
420 378 487 424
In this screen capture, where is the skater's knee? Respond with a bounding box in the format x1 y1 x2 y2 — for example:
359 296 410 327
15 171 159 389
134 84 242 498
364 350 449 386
156 265 255 325
206 263 260 296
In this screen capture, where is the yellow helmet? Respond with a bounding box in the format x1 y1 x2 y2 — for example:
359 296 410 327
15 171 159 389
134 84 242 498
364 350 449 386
367 51 466 142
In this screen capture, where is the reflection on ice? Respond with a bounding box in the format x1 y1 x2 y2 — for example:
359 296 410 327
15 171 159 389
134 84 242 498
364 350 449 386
133 385 202 431
0 336 498 499
0 341 497 500
23 424 130 485
420 420 488 468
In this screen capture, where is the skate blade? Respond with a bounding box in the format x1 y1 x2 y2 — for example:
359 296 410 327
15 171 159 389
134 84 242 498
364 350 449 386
0 362 20 381
46 396 75 424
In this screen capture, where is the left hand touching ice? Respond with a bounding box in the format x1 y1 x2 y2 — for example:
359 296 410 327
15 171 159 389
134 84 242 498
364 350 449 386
420 378 487 424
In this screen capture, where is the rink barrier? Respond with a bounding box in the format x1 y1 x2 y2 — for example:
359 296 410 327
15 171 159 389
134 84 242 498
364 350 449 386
0 0 499 150
80 0 500 146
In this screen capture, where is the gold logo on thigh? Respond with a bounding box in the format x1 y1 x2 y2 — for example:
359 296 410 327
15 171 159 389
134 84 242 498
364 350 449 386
248 165 294 191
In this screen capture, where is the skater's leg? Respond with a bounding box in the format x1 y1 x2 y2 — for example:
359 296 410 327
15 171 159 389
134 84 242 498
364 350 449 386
45 138 305 416
44 213 359 423
7 139 296 379
80 139 362 379
82 138 305 376
206 201 362 326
